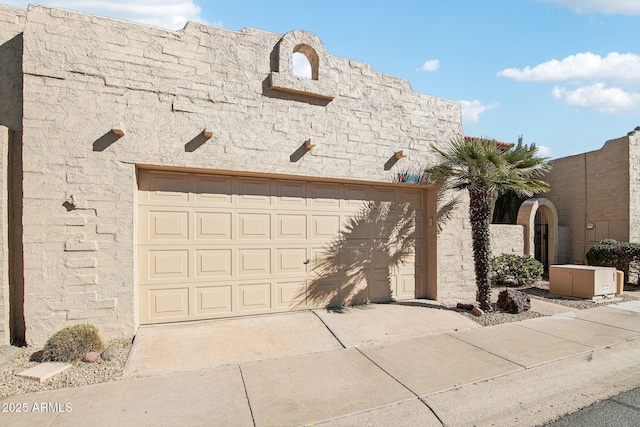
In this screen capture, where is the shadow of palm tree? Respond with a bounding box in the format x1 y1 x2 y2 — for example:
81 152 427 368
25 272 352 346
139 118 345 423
298 200 417 310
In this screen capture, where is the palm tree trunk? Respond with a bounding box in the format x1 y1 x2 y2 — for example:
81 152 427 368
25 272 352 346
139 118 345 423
469 187 492 310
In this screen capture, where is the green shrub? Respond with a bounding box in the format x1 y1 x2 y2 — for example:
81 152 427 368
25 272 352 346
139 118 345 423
42 324 104 362
491 254 543 287
586 239 640 283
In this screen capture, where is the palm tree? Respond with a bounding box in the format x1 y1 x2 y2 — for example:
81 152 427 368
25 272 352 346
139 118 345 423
425 137 552 310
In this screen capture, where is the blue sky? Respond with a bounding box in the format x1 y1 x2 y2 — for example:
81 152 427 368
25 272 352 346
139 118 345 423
6 0 640 159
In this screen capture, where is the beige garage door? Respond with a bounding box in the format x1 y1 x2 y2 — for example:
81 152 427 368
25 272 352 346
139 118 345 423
138 169 426 324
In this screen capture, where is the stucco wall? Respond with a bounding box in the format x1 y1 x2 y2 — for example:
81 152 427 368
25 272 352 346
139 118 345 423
545 136 630 264
628 132 640 243
557 225 571 264
15 5 463 345
0 5 27 345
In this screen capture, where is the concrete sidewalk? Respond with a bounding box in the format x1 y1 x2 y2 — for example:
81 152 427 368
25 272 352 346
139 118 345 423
2 301 640 426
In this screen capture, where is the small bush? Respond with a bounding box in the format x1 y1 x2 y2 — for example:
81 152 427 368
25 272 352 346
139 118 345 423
491 254 543 287
42 324 104 362
586 239 640 283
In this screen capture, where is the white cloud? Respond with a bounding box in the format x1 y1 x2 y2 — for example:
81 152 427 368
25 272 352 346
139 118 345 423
498 52 640 87
459 100 499 123
539 0 640 15
537 145 551 157
552 83 640 113
292 52 312 79
5 0 206 30
419 59 440 72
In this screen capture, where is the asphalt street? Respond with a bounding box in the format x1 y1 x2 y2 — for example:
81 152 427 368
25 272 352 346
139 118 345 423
544 386 640 426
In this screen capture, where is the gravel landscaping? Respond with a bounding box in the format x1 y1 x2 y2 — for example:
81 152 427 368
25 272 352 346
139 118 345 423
457 281 640 327
0 338 132 398
1 281 639 398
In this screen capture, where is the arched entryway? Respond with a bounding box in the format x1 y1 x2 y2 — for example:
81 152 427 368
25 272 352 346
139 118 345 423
516 198 559 273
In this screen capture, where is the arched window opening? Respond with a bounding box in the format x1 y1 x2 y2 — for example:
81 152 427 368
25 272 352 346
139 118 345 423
292 44 319 80
292 52 312 79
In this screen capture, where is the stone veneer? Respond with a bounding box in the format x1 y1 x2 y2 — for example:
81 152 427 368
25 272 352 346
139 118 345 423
0 4 485 345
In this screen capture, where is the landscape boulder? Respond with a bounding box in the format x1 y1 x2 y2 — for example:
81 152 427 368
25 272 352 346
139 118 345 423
83 351 100 363
101 347 117 361
497 289 531 314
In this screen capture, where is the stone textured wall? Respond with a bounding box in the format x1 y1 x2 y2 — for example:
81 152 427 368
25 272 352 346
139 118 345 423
490 224 524 257
15 5 464 345
0 127 10 345
435 192 475 304
435 214 524 306
545 136 630 264
628 132 640 243
0 5 27 346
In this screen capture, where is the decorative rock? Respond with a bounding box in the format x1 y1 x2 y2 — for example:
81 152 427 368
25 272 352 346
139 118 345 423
503 278 519 287
29 350 44 363
456 303 475 311
83 351 100 363
472 306 484 317
497 289 531 314
101 347 117 361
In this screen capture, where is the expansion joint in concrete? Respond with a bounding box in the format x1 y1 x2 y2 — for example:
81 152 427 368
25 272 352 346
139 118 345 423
311 310 346 349
238 365 256 427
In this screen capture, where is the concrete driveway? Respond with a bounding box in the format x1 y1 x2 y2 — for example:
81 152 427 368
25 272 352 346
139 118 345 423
5 300 640 426
123 300 480 377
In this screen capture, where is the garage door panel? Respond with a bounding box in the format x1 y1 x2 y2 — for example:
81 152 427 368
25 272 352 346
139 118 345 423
196 249 232 277
238 248 271 275
402 189 423 209
196 285 232 315
146 287 190 321
145 210 189 241
196 212 232 240
238 213 271 240
141 248 189 282
237 178 271 205
275 181 306 206
373 248 393 268
277 214 307 239
343 216 370 239
277 281 306 308
195 175 232 205
306 278 341 308
312 215 340 240
369 276 394 301
346 279 371 304
413 216 423 238
276 248 307 274
311 183 341 207
397 274 418 297
238 283 272 311
344 185 370 208
140 171 190 204
414 244 423 267
374 187 397 204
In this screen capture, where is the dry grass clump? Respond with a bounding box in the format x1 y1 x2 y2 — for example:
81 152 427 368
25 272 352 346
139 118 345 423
42 324 104 362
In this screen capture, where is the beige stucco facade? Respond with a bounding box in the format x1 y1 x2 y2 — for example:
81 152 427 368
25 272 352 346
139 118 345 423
545 131 640 264
0 4 530 346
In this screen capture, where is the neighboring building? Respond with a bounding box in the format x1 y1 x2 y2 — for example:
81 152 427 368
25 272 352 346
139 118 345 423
544 130 640 264
2 4 506 346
